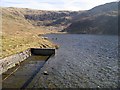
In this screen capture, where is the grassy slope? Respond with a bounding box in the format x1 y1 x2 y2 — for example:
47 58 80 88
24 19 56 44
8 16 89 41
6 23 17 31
1 8 56 58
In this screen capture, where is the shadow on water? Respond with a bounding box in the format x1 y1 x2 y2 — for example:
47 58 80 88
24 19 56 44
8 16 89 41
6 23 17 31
2 55 51 89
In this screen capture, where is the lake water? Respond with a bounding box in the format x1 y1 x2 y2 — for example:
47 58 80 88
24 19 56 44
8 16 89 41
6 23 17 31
30 34 118 88
2 34 119 88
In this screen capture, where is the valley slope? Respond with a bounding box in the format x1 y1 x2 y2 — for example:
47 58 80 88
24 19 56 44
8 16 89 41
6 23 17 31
1 1 118 58
63 2 118 35
1 7 59 58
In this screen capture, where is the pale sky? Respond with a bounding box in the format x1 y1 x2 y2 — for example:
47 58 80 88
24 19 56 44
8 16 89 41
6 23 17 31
0 0 117 11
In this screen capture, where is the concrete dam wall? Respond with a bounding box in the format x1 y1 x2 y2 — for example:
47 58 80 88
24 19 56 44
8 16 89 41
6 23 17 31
0 48 55 74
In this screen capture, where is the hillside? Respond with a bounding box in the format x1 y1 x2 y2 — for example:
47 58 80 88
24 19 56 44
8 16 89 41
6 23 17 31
1 2 118 58
63 2 118 35
1 7 58 58
2 7 81 30
2 7 81 58
23 9 80 31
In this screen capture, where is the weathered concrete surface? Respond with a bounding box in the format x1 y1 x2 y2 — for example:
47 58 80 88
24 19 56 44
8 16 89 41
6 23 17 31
2 56 48 88
28 34 118 88
0 48 55 75
0 49 31 74
31 48 55 56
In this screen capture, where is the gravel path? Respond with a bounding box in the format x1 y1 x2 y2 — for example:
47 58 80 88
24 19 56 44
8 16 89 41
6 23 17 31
29 34 118 88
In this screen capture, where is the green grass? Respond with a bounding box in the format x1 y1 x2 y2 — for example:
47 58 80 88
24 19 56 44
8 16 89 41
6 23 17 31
1 8 58 59
1 35 55 58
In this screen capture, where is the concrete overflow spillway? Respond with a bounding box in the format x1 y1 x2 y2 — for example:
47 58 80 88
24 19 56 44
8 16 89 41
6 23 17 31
1 34 118 88
1 48 55 89
31 48 55 56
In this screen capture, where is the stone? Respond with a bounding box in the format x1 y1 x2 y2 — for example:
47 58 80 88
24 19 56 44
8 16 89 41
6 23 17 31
44 71 49 75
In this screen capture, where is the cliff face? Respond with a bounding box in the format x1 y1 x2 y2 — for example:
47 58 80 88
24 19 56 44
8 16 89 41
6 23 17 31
24 11 80 31
63 2 118 35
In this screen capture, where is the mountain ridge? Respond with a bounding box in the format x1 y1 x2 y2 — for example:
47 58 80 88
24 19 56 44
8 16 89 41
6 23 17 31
63 2 118 35
2 1 118 35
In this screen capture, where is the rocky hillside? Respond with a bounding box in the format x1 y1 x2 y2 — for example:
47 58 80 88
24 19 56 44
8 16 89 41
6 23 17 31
1 2 118 58
24 10 78 26
1 7 57 58
2 2 118 35
24 10 80 31
2 7 81 31
63 2 118 35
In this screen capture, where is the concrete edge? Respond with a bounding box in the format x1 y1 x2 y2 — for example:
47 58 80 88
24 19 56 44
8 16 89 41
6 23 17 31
31 48 55 56
0 48 56 75
0 49 31 75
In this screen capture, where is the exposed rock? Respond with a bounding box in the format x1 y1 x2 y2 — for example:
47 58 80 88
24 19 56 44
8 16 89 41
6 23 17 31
43 71 49 75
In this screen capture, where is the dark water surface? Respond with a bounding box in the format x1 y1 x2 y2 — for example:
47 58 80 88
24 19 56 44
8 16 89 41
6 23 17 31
29 34 118 88
2 34 118 88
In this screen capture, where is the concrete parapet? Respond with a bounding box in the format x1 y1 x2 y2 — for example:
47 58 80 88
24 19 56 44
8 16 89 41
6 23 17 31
0 49 31 74
31 48 55 56
0 48 55 74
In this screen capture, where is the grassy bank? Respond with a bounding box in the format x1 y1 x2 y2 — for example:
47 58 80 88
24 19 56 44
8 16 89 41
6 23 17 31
1 9 56 58
1 34 55 58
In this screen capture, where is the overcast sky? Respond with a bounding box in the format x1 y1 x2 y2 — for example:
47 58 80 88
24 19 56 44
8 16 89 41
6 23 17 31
1 0 117 11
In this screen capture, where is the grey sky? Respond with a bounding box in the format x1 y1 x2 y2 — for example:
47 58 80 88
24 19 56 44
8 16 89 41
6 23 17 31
1 0 117 11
